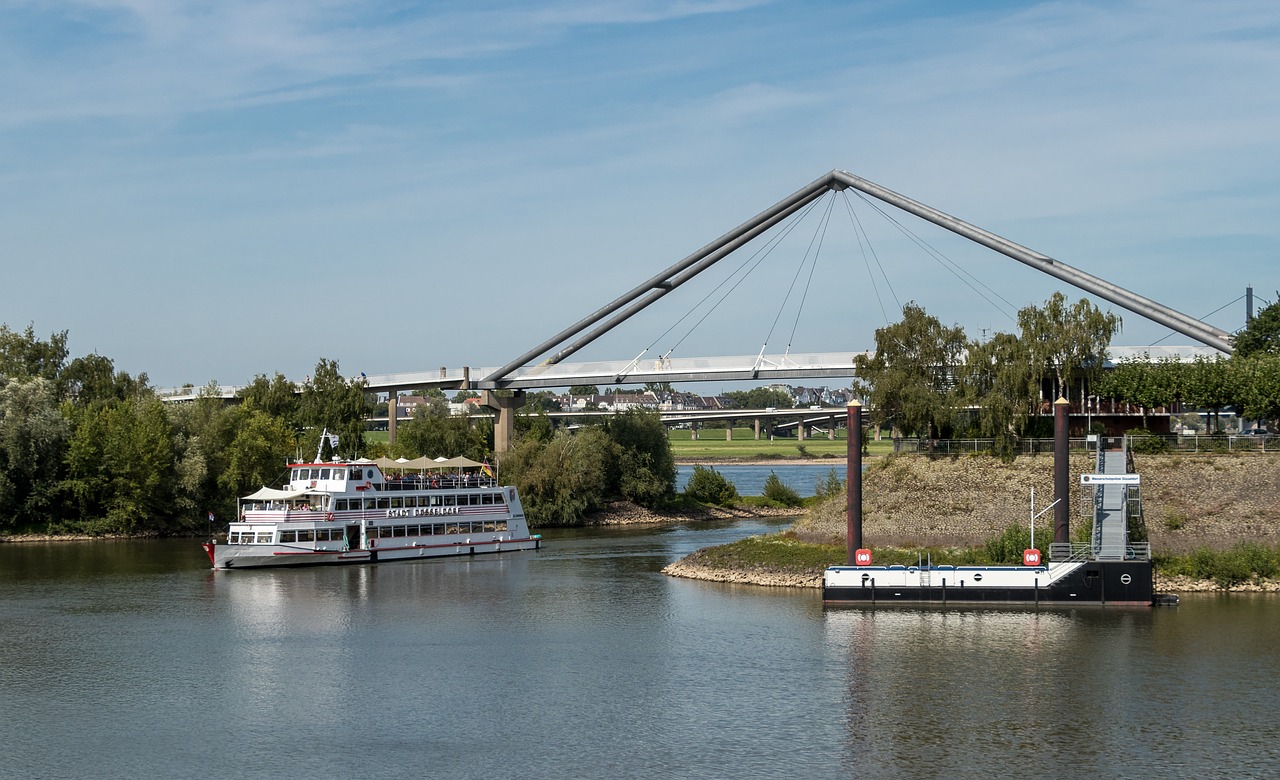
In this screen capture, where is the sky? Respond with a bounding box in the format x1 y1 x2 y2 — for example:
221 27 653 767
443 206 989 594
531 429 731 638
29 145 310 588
3 0 1279 391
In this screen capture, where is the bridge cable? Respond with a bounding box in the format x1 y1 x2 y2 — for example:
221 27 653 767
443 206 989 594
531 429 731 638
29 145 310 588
784 193 836 358
646 196 825 360
851 190 1018 323
1146 295 1246 346
761 194 836 358
839 191 899 323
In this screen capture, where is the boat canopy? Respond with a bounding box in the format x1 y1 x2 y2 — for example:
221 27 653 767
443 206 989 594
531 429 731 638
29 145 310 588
373 455 486 471
242 486 315 501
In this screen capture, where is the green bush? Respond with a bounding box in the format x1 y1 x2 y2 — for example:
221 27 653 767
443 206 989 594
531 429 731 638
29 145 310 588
982 524 1054 564
762 472 803 507
684 465 738 506
1126 428 1169 454
814 469 844 500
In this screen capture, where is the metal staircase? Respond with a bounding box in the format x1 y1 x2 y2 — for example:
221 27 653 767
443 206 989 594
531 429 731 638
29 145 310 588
1090 440 1146 561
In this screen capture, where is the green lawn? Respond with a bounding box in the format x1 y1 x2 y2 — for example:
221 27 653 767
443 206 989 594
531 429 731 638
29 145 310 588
667 427 894 459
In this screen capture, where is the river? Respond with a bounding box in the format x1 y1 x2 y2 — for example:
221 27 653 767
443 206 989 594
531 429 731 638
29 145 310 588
676 463 844 496
2 523 1278 779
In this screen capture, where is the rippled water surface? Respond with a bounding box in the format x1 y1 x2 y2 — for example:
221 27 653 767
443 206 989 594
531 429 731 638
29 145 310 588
2 525 1278 779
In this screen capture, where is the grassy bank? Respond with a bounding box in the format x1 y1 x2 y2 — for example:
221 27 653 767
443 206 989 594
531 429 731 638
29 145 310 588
665 428 896 460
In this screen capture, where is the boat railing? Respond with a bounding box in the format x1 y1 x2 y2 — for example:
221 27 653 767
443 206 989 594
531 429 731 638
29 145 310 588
1049 541 1151 562
375 475 499 492
1048 542 1091 562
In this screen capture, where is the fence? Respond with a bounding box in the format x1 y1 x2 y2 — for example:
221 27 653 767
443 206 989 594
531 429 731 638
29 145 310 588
889 435 1277 456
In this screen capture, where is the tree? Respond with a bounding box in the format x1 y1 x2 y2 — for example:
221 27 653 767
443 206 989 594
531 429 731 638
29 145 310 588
453 390 480 403
0 378 70 527
298 359 372 459
957 331 1036 458
1182 356 1234 433
393 403 491 461
1017 292 1121 400
854 303 966 438
724 387 794 409
502 428 615 526
1233 293 1280 358
0 324 69 388
237 372 299 425
603 409 675 506
568 385 600 396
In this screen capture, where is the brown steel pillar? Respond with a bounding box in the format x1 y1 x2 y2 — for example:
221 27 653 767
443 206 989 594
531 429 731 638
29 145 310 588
847 400 863 564
1053 396 1070 545
388 391 399 447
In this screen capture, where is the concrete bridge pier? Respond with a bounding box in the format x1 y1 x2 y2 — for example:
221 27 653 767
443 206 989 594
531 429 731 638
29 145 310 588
798 421 806 442
388 390 399 446
725 426 732 441
482 390 526 454
828 415 837 440
691 421 699 441
754 419 761 440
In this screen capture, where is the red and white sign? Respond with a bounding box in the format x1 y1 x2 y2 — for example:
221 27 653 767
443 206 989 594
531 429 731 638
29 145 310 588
855 548 873 566
1024 548 1042 566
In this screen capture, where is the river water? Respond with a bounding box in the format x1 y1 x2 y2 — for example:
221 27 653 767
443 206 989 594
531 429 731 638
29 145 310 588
676 463 844 496
2 522 1278 779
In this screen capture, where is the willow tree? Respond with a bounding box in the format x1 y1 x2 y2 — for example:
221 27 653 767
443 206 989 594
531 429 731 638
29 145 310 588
854 302 966 438
1017 292 1121 401
957 331 1037 459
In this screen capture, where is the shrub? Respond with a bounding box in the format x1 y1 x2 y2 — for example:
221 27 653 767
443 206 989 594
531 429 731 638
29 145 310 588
982 525 1054 564
1126 428 1169 454
684 465 738 506
763 472 803 507
814 469 844 500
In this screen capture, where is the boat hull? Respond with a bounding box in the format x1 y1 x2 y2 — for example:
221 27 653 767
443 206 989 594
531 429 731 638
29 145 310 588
209 536 542 570
823 560 1155 606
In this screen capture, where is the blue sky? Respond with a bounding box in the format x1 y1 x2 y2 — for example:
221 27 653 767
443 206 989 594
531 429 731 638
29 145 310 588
3 0 1278 389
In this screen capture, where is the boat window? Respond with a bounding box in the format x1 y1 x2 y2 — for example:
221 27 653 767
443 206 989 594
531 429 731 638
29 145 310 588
376 498 390 510
298 530 315 542
280 530 297 543
443 495 455 507
366 469 376 480
256 533 273 544
390 497 404 509
320 468 331 479
335 499 348 511
484 522 496 532
332 470 343 482
497 521 508 531
429 495 441 507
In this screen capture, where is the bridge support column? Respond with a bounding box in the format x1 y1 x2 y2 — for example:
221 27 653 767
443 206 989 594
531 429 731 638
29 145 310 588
797 420 805 441
482 390 526 455
388 391 399 447
725 426 732 441
829 415 836 440
691 421 698 441
754 419 761 440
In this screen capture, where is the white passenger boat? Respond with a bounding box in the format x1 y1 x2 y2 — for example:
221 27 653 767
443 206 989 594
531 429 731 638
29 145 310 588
202 456 541 569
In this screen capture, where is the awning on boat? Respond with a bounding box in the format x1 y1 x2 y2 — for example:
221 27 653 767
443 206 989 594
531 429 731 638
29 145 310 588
241 486 315 501
434 456 484 470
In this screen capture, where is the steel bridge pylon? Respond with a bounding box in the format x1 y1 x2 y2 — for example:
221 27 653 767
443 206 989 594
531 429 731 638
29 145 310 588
482 169 1233 451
